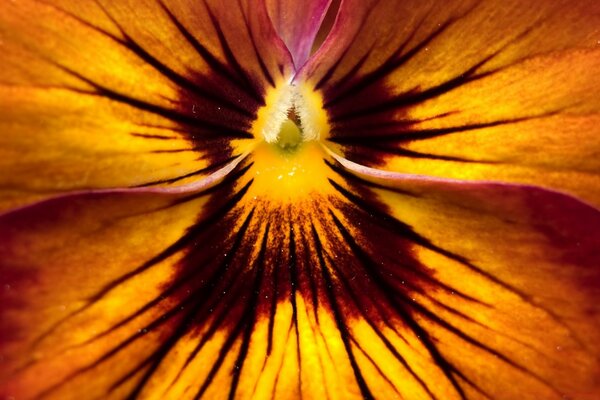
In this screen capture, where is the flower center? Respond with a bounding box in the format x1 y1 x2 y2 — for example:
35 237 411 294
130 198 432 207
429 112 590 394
247 81 333 203
252 82 329 146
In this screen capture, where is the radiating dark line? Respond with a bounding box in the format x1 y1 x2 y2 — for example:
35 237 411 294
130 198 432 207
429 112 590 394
329 116 532 143
55 0 256 119
326 211 468 399
267 233 280 356
86 179 253 302
404 293 563 397
329 111 456 134
300 230 321 324
337 112 559 144
313 0 379 91
328 168 588 351
234 0 276 87
28 177 253 354
130 132 177 140
311 224 375 400
341 143 489 163
191 224 269 400
347 335 401 396
228 224 270 400
202 0 264 104
419 289 549 359
269 323 297 400
324 12 464 109
288 221 304 400
328 178 472 267
36 287 197 399
157 0 263 106
52 61 253 138
163 208 256 392
329 57 494 124
321 0 429 95
324 251 436 399
132 155 236 187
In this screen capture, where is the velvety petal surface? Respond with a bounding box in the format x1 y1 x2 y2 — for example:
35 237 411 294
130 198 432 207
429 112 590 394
299 0 600 207
266 0 332 67
0 0 292 211
3 142 599 399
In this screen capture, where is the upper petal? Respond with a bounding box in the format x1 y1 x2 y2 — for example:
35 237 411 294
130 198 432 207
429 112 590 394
298 0 600 207
0 0 293 211
265 0 333 68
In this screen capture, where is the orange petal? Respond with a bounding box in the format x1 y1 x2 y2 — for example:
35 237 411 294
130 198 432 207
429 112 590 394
299 0 600 206
4 139 599 398
319 158 600 399
0 0 292 211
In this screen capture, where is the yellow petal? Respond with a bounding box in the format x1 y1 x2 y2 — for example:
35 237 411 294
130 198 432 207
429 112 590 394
0 0 293 211
299 0 600 206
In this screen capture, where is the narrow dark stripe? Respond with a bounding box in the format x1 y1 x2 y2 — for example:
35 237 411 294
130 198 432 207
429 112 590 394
132 155 235 187
327 211 468 399
158 0 263 106
202 0 264 104
311 225 375 400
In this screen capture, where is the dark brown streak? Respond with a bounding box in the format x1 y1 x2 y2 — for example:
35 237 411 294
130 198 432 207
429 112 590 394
328 116 532 143
404 294 564 397
130 132 178 140
36 290 195 399
313 0 381 91
131 155 236 187
345 143 492 163
329 56 495 124
326 211 468 399
324 251 436 399
268 323 297 400
234 0 276 87
288 222 305 400
163 208 258 392
347 335 401 396
60 0 257 120
156 0 264 105
201 0 265 105
190 224 270 400
51 61 253 138
323 12 464 109
327 176 570 333
311 224 376 400
229 222 270 400
419 290 552 360
28 177 253 354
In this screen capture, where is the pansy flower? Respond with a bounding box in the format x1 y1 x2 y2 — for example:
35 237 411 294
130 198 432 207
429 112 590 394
1 0 599 399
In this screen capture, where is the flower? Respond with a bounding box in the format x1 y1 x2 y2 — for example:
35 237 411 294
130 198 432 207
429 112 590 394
1 0 599 399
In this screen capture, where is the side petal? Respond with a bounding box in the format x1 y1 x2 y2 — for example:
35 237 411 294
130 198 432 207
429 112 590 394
322 158 600 399
265 0 333 68
298 0 600 207
0 0 292 211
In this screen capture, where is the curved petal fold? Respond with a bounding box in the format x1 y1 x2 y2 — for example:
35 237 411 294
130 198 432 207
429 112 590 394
3 146 599 399
0 0 292 211
299 0 600 206
266 0 332 67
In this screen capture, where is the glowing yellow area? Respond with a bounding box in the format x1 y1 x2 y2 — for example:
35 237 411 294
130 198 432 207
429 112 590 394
248 140 333 203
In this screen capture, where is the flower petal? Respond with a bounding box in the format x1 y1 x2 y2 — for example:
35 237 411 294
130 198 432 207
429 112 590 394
298 0 600 206
321 159 600 398
265 0 332 67
5 143 598 399
0 0 292 211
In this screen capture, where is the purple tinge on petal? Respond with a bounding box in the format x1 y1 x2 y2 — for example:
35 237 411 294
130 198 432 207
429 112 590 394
266 0 333 68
